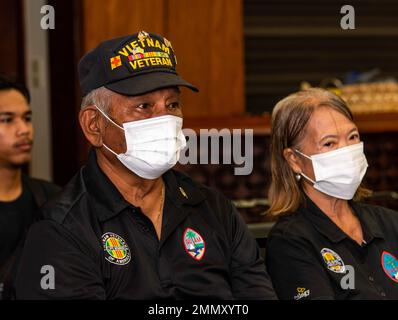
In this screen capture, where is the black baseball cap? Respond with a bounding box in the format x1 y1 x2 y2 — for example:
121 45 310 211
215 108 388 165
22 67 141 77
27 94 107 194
78 31 198 97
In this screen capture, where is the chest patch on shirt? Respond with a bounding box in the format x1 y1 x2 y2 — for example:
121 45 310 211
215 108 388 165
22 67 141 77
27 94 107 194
183 228 206 261
381 251 398 283
321 248 346 273
102 232 131 266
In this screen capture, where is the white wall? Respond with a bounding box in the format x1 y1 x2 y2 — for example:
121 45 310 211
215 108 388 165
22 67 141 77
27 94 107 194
23 0 52 181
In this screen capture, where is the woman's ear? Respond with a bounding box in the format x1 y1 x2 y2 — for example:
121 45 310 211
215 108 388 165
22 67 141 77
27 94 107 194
283 148 302 174
79 107 103 147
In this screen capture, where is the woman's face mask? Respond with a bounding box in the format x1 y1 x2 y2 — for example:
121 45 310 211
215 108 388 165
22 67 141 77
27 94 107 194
95 106 186 180
295 142 368 200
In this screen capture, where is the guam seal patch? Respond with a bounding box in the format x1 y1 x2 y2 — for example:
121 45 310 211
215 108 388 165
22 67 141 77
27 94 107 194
381 251 398 283
321 248 346 273
183 228 206 261
102 232 131 266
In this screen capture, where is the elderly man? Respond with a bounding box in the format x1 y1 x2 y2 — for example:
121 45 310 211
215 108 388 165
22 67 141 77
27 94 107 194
15 31 276 299
0 76 60 299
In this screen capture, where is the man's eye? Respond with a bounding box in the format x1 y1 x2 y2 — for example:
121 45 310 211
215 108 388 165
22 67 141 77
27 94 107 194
136 103 151 110
24 115 32 122
168 102 180 109
324 141 334 147
0 117 12 123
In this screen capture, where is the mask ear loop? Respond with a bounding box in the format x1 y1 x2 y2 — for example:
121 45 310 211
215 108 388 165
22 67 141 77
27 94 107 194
94 105 123 156
94 105 124 130
102 143 119 157
294 149 311 160
294 149 316 184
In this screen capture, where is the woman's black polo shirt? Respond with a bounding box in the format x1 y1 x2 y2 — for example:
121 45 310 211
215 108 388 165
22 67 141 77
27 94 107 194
266 197 398 300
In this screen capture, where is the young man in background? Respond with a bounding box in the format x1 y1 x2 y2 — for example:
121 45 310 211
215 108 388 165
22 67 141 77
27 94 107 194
0 76 60 299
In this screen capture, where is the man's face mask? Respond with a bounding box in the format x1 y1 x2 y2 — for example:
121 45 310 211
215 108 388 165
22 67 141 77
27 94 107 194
295 142 368 200
95 106 186 179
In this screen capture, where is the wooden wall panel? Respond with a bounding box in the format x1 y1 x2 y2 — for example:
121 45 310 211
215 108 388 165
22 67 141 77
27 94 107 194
0 0 25 79
167 0 245 118
82 0 166 52
80 0 245 118
48 0 83 185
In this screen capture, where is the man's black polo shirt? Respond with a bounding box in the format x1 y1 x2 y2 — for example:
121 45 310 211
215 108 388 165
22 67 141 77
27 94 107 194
266 197 398 300
15 151 276 299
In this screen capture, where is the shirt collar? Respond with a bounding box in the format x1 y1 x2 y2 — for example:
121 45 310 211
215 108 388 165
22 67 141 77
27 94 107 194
163 169 206 208
83 149 206 222
350 202 385 242
300 196 347 243
300 196 384 244
83 150 131 221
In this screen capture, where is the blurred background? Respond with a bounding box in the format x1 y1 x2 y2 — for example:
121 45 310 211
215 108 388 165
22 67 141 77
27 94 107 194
1 0 398 225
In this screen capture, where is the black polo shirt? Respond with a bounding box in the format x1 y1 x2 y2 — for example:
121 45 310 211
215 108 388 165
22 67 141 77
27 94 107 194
266 197 398 300
15 151 276 300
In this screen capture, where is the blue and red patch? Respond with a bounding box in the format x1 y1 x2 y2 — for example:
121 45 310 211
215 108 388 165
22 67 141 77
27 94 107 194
183 228 206 261
381 251 398 283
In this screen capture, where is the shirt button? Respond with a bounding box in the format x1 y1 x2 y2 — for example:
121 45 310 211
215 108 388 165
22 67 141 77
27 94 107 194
380 291 386 297
368 276 374 282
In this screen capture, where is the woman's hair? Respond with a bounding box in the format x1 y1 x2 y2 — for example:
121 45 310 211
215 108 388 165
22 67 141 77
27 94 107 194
267 87 371 217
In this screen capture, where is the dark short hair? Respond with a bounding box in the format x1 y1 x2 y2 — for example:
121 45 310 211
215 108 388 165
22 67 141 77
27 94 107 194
0 75 30 103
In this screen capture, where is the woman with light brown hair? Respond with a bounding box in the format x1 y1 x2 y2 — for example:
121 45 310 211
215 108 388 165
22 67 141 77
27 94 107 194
266 88 398 300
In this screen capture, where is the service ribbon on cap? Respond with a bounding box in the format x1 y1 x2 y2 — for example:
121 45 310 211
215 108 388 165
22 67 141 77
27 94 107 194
110 31 175 72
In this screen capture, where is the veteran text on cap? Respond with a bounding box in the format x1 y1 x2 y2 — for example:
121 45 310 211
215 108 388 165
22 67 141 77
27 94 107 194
78 31 198 97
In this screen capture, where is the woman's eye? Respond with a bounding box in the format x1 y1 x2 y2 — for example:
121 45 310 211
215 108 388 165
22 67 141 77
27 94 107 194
324 141 334 147
349 134 359 140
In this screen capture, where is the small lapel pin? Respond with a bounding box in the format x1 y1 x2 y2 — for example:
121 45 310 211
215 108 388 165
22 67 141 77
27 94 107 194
179 187 188 199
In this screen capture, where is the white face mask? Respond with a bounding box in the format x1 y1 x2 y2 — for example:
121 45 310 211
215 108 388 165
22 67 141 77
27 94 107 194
95 106 186 179
295 142 368 200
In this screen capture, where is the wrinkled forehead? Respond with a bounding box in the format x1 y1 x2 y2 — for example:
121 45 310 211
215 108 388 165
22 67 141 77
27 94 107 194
305 106 357 138
110 86 181 104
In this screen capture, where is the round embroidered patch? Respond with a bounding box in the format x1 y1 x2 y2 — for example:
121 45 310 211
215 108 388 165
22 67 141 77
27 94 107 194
183 228 206 261
102 232 131 266
381 251 398 283
320 248 346 273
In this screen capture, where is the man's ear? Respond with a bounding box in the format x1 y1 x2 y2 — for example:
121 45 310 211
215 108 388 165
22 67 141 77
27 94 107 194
79 106 103 147
283 147 302 174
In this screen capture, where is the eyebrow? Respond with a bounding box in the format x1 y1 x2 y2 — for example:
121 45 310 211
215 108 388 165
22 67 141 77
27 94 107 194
0 110 32 116
319 127 359 142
